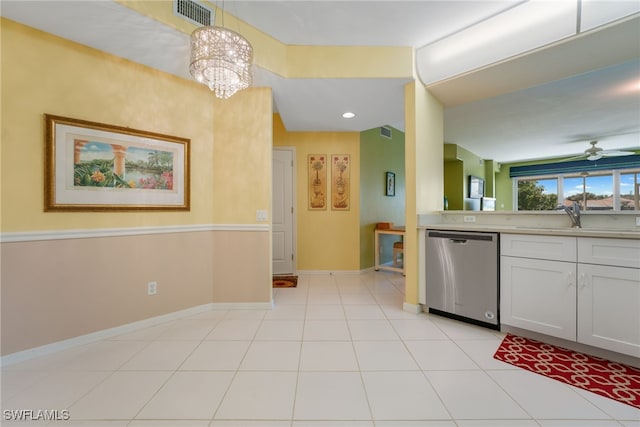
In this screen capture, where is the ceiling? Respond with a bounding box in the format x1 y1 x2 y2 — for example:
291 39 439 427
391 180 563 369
2 1 639 163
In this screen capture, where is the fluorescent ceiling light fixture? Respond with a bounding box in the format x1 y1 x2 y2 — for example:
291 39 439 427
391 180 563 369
580 0 640 32
416 0 577 85
342 112 356 119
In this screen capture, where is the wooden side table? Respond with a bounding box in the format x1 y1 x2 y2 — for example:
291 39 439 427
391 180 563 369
374 226 405 275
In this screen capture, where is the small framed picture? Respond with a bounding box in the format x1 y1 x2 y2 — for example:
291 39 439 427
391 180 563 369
468 175 484 199
386 171 395 197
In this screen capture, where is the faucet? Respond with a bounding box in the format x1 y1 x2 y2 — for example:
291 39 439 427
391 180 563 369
558 202 581 228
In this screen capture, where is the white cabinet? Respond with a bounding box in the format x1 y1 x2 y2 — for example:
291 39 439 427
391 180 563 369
501 256 576 340
501 234 640 358
577 239 640 358
501 234 577 341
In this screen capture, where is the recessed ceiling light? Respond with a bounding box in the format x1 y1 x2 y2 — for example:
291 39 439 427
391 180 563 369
342 112 356 119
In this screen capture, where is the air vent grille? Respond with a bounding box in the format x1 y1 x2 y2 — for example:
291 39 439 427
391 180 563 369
174 0 213 26
380 126 392 139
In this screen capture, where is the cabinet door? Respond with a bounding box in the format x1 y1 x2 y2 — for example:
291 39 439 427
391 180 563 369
501 256 576 341
578 264 640 358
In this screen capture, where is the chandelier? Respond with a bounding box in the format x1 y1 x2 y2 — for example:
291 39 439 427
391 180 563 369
189 25 253 99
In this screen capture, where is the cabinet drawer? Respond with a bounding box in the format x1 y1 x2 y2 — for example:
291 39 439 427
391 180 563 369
501 234 576 262
578 237 640 268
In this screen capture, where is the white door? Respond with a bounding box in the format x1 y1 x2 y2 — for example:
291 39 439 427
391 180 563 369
272 148 295 274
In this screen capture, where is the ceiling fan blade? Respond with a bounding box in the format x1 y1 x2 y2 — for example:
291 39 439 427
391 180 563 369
562 155 587 162
601 150 635 157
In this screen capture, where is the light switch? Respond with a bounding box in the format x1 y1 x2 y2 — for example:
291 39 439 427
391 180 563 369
256 209 268 222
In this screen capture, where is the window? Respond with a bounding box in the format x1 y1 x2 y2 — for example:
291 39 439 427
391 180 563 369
515 169 639 211
620 170 640 210
517 178 558 210
563 173 613 210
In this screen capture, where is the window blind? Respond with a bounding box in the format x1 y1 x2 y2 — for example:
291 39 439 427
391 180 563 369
509 155 640 178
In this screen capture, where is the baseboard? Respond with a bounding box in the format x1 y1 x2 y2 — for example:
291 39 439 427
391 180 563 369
0 300 282 367
296 270 363 275
211 301 274 310
296 267 403 275
403 302 423 314
1 303 216 367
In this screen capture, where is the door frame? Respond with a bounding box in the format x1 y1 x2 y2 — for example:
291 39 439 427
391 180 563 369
273 146 297 275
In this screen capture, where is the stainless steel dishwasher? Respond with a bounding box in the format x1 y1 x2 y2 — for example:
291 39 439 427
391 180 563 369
425 230 499 330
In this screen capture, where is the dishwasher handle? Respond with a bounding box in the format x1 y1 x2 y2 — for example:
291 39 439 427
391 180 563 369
449 238 468 244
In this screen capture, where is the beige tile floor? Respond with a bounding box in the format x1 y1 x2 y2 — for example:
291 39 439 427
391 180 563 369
2 271 639 426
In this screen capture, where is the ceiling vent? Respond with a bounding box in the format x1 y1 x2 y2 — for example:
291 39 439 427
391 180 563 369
174 0 213 27
380 126 392 139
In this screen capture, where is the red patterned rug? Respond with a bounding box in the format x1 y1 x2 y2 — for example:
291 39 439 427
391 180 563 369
494 334 640 409
273 275 297 288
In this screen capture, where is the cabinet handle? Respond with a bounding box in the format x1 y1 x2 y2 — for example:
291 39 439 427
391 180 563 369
567 271 574 288
579 273 587 290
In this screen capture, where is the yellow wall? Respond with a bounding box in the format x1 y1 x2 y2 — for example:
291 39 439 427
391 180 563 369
1 19 213 231
273 115 361 271
285 46 414 78
405 82 444 306
1 18 273 231
212 89 273 223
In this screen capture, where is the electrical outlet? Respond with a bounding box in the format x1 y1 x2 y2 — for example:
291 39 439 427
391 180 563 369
147 281 157 295
636 217 640 227
463 215 476 223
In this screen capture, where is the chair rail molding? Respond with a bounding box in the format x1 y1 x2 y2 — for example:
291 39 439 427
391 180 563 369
0 224 270 243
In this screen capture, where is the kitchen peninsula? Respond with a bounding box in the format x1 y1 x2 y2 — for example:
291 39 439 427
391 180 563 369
419 210 640 368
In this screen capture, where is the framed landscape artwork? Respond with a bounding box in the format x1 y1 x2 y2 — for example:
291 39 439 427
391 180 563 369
44 114 190 211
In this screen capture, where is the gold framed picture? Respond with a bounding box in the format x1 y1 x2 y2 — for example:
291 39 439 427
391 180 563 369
44 114 190 211
331 154 350 210
308 154 327 210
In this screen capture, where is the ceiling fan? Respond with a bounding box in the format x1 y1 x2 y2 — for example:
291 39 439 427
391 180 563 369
580 140 635 161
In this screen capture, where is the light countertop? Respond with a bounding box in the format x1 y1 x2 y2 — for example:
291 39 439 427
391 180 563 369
420 223 640 240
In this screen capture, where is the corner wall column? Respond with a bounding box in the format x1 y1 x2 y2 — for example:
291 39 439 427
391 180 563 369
404 81 444 307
